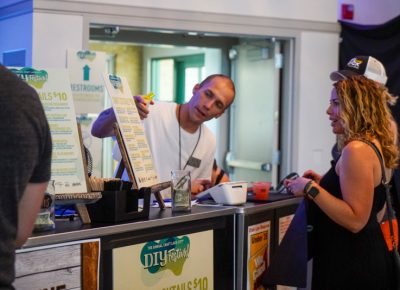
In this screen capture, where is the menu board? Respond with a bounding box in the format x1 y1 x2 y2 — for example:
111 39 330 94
11 67 88 194
67 49 106 114
102 73 158 188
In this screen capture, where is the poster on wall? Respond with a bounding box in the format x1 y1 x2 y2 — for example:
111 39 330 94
67 49 106 114
247 221 271 290
113 230 214 290
11 67 88 194
103 73 158 188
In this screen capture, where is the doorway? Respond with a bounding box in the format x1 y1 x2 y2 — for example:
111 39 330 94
89 27 288 185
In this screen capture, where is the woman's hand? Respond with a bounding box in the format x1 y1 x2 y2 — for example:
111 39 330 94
284 176 311 197
303 170 322 184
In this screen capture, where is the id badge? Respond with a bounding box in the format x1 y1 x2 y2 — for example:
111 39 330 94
187 156 201 168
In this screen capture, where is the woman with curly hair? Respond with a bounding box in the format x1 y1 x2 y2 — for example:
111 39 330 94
285 74 398 289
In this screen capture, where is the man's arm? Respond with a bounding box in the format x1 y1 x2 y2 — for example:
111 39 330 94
16 182 48 247
91 107 117 138
91 96 153 138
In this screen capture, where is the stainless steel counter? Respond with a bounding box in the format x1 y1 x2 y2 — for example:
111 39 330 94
235 196 302 214
24 204 237 248
21 195 302 290
24 196 301 249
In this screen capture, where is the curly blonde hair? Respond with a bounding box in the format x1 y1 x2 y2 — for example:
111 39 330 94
334 76 399 168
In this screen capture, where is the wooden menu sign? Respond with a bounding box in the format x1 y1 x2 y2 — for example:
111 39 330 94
11 67 89 194
102 73 159 189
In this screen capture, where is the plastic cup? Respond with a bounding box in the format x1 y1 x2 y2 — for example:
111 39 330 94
252 182 271 201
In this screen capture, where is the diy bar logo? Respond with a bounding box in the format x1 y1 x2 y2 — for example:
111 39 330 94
109 74 122 90
76 50 96 61
11 67 48 89
76 50 96 81
140 236 190 275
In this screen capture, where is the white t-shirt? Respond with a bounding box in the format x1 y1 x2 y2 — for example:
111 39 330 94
113 102 216 194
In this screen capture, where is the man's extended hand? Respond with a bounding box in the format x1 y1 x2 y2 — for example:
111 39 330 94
134 95 154 120
191 178 212 196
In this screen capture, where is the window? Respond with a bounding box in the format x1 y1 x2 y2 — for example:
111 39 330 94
151 54 205 104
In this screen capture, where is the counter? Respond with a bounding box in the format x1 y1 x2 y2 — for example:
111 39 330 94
18 205 237 290
16 196 302 290
23 205 237 248
234 196 302 290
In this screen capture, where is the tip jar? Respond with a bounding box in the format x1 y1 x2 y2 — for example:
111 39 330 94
34 180 55 232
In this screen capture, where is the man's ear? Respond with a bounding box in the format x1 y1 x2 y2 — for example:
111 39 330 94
192 84 201 94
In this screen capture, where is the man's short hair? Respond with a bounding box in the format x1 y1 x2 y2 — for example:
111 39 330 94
199 74 236 95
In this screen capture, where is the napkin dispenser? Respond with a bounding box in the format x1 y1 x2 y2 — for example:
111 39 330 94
86 187 151 223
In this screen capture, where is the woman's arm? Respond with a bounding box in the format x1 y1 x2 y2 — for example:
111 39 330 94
288 142 377 233
315 142 377 232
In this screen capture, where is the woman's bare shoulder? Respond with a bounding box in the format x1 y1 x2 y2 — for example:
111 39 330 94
341 140 376 163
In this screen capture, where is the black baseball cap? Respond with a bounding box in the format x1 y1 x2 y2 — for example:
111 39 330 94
330 56 387 85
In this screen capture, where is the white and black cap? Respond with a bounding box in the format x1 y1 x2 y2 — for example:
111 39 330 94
330 56 387 85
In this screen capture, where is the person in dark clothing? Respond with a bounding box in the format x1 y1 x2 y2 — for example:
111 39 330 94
0 65 52 290
285 73 397 289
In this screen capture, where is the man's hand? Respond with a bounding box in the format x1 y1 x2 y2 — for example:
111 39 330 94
134 95 154 120
191 179 212 196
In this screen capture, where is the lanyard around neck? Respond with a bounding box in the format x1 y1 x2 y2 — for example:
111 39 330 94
178 104 202 170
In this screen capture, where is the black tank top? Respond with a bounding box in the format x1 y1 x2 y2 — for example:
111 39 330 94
309 159 395 290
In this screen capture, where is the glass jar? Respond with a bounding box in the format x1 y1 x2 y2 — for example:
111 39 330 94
171 170 191 212
34 180 55 232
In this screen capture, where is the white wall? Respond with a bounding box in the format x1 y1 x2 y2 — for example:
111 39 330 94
338 0 400 25
63 0 337 23
295 32 338 175
32 12 83 67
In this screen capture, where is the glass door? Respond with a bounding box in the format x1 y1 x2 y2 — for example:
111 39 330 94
227 39 282 184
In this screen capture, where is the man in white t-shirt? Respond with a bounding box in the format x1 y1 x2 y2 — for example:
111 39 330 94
92 74 235 195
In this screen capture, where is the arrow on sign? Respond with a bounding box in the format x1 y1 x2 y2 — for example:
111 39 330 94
83 65 91 81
